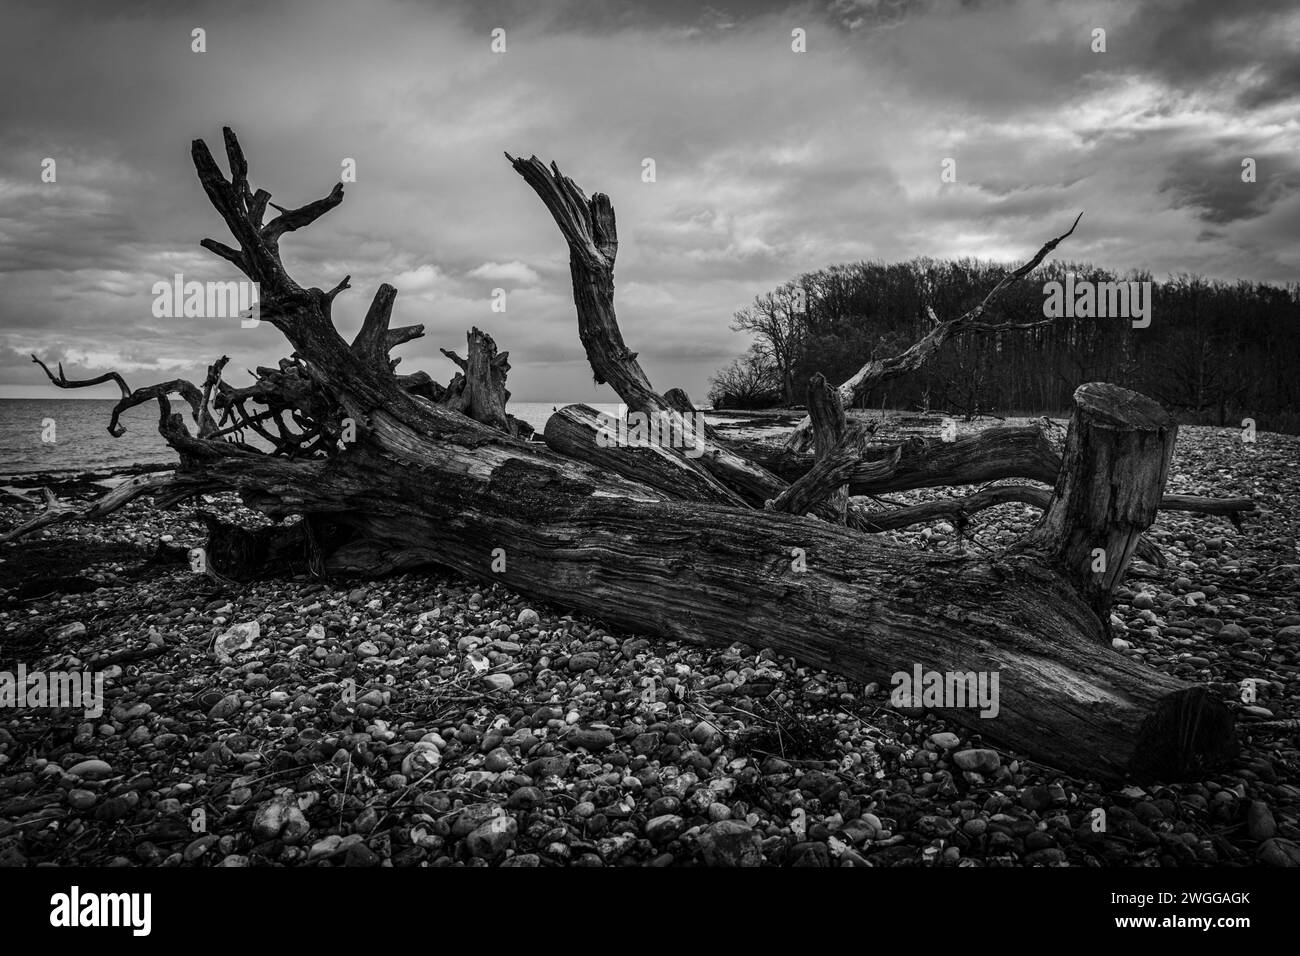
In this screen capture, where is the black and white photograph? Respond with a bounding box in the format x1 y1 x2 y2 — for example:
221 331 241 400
0 0 1297 933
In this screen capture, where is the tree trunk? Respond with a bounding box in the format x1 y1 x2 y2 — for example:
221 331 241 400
193 413 1234 783
1020 383 1177 616
11 128 1242 784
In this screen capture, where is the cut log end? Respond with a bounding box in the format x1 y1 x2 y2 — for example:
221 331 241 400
1074 381 1173 432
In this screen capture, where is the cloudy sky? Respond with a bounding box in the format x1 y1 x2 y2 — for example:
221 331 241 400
1 0 1296 403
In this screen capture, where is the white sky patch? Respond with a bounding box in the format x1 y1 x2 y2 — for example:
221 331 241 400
59 349 193 374
391 264 445 294
466 260 540 285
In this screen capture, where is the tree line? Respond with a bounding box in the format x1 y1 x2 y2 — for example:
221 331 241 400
710 258 1300 434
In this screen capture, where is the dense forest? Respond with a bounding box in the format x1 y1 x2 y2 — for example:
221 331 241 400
711 259 1300 433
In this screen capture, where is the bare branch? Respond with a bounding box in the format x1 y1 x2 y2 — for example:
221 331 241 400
31 354 130 400
786 213 1084 449
512 154 791 506
1 474 180 544
325 274 352 302
350 283 399 366
264 182 345 245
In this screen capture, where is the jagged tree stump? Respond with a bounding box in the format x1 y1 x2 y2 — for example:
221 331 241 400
1023 383 1178 617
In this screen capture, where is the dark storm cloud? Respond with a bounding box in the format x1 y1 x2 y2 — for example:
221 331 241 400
0 0 1296 402
1160 150 1300 225
1121 0 1300 109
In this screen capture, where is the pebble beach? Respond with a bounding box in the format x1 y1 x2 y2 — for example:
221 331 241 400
1 417 1298 868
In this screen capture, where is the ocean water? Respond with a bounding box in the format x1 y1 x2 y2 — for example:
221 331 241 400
0 399 632 477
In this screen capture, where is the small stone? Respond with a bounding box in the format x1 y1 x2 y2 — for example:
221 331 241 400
451 804 505 838
952 749 1000 774
483 748 512 772
567 728 615 752
280 805 310 844
208 693 242 720
646 814 685 843
1021 785 1054 813
55 621 88 641
523 755 570 779
94 796 133 822
790 841 830 867
213 621 259 663
517 608 540 627
481 673 514 692
252 798 290 841
1246 800 1277 841
66 759 113 780
1257 839 1300 867
691 721 724 751
466 815 517 859
916 815 956 838
506 786 545 810
183 835 218 862
67 789 97 810
1024 847 1067 866
1217 623 1251 643
401 743 442 779
567 653 600 672
929 732 960 750
344 843 380 867
1132 593 1155 610
698 820 763 867
309 835 343 860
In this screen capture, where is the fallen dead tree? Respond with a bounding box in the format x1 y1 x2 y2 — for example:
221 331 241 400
5 128 1248 782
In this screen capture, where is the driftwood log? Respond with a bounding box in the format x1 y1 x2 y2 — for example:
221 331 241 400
6 128 1251 783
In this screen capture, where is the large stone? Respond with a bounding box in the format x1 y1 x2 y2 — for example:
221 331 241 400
252 798 291 841
451 803 505 838
55 621 88 641
213 621 259 663
567 728 615 752
466 815 517 859
790 841 830 867
1217 623 1251 643
952 749 1001 774
567 653 601 672
698 820 763 867
646 814 685 843
1257 839 1300 867
66 759 113 780
208 693 243 720
1246 801 1277 842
